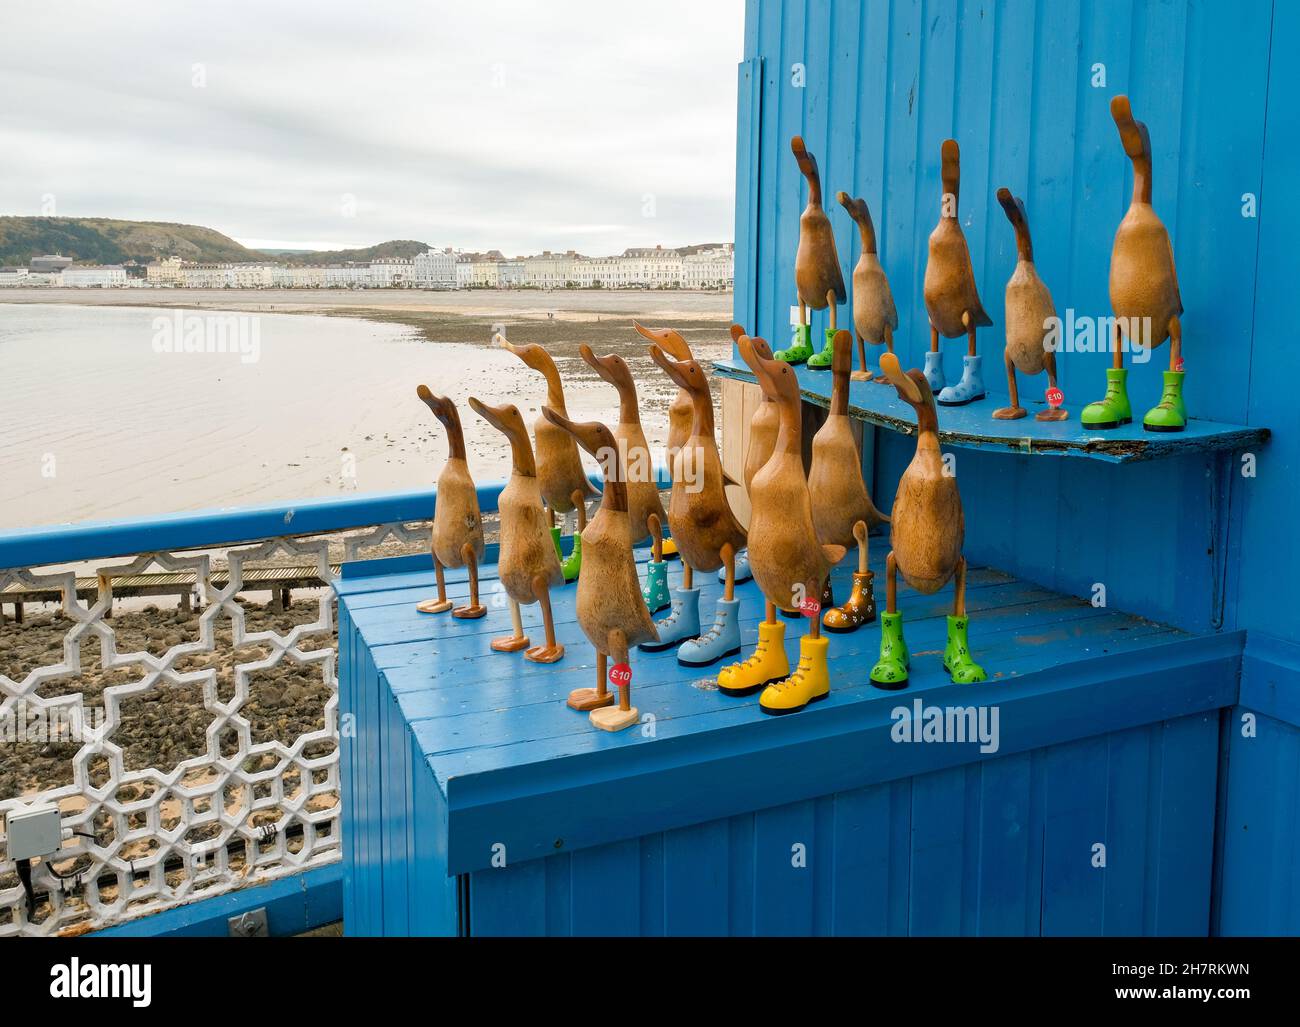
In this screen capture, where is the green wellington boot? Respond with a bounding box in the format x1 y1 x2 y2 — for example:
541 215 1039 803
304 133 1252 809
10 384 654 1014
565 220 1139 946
550 525 564 562
561 533 583 582
1081 368 1132 429
1143 370 1186 433
869 611 910 690
774 324 814 364
943 615 986 683
805 327 838 370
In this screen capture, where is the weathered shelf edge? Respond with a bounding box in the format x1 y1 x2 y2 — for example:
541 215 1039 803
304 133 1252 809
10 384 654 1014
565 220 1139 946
712 359 1271 463
435 630 1244 877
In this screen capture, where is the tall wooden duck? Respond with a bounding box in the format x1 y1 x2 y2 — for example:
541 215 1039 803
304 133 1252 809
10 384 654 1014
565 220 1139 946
1082 95 1186 433
869 354 985 689
467 397 565 664
837 192 898 383
579 342 671 614
496 333 599 579
414 388 486 618
994 189 1068 422
639 343 747 668
808 330 890 632
922 139 993 405
775 136 846 369
720 336 845 714
542 408 657 731
740 333 780 496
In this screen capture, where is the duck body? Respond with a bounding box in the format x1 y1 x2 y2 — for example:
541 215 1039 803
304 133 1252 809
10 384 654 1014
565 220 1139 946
575 503 657 651
1004 258 1056 376
749 448 834 608
891 437 963 595
614 418 665 544
668 433 745 573
791 136 846 310
497 471 564 602
744 402 779 493
852 250 899 343
432 457 484 568
1109 203 1181 348
924 219 992 337
535 413 597 514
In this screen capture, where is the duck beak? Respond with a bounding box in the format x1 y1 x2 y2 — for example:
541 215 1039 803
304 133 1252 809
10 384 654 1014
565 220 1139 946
496 334 554 376
634 321 691 361
542 406 609 459
417 385 453 422
648 343 691 390
879 353 923 406
729 323 746 343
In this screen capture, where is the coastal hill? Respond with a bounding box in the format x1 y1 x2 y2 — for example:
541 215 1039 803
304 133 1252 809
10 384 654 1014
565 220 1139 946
0 216 430 267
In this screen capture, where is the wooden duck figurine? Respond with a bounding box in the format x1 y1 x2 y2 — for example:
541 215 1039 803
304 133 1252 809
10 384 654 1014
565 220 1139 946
808 330 890 633
640 343 747 668
541 408 657 731
740 334 780 495
579 342 671 614
923 139 993 405
869 353 986 689
837 192 898 383
414 387 486 618
631 321 695 467
467 397 565 663
993 189 1068 422
720 336 845 714
496 333 599 579
1082 95 1186 433
775 136 846 368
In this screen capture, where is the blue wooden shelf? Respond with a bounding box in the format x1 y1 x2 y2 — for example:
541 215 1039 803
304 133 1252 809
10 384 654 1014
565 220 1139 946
713 357 1269 464
337 542 1243 932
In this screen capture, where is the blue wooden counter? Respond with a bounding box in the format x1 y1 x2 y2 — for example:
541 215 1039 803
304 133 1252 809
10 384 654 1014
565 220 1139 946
337 544 1245 936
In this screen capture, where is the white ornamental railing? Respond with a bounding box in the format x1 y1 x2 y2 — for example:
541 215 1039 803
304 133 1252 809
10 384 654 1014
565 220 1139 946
0 490 443 937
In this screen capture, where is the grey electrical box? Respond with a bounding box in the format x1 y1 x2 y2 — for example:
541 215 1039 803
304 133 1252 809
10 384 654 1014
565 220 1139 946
4 803 62 861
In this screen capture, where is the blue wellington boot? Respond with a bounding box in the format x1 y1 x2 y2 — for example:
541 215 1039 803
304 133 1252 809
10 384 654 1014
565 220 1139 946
937 355 986 406
641 559 671 614
638 586 701 652
718 548 754 584
923 351 946 393
677 598 742 667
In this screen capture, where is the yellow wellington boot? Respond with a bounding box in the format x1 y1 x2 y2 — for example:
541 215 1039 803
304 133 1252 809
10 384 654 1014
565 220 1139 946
717 620 789 697
759 635 831 716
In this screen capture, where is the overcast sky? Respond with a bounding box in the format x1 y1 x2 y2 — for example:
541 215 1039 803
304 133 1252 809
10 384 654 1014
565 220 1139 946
0 1 744 254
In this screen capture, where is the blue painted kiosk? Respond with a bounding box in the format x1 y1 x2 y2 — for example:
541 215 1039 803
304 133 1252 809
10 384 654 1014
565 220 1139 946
338 0 1298 935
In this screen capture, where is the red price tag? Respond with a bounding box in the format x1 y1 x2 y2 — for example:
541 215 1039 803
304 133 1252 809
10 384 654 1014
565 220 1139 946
1046 386 1064 409
800 597 821 618
1174 356 1185 372
609 663 632 688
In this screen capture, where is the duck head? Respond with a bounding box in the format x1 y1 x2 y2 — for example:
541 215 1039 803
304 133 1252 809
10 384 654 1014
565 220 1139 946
742 336 800 408
416 385 466 459
580 344 640 424
542 407 625 512
648 343 714 437
791 135 823 207
1111 95 1153 204
879 353 938 436
632 322 692 361
837 192 878 254
996 188 1034 262
940 139 961 216
496 333 565 406
468 396 536 476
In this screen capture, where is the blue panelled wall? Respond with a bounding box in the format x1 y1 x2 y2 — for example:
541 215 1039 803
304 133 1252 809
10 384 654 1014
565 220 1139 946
733 0 1298 934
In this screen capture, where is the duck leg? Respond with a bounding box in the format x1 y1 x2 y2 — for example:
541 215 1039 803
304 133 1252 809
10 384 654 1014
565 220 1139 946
823 520 876 632
491 598 530 652
1037 349 1069 422
561 489 585 582
568 648 615 712
992 350 1027 420
524 574 565 663
452 543 487 619
1143 314 1187 433
641 512 671 613
869 323 894 385
869 551 910 689
1082 321 1133 429
923 323 946 392
944 557 986 682
591 630 638 731
850 332 872 382
416 558 454 614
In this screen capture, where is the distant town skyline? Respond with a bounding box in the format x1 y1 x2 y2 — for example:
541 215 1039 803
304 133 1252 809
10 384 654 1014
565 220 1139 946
0 1 744 254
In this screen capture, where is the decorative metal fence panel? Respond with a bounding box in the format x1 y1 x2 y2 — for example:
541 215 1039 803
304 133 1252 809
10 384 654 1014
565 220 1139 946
0 491 444 937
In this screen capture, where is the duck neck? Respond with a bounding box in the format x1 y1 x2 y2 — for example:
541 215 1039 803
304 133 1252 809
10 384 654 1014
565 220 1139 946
541 369 567 413
441 413 467 461
690 385 715 438
830 366 849 417
857 205 878 255
773 394 802 456
599 456 628 514
1130 156 1153 206
615 382 639 428
507 433 536 478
